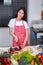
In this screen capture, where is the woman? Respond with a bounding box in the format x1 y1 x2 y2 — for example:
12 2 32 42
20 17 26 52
8 7 29 49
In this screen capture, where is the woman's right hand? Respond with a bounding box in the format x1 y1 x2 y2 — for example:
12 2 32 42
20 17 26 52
14 35 18 43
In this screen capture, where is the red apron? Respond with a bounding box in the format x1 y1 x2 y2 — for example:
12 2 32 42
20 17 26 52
12 20 28 48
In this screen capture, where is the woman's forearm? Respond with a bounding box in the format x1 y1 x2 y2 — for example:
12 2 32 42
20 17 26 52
9 27 18 42
24 29 28 44
24 35 28 44
9 31 15 38
9 27 15 38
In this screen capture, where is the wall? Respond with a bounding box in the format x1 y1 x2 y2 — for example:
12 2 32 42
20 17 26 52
27 0 42 44
0 28 12 46
28 0 41 23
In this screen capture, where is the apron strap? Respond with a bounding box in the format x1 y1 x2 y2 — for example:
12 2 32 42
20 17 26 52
14 19 16 26
22 20 25 26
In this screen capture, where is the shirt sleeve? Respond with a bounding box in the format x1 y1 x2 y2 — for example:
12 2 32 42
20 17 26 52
8 19 13 28
24 21 29 29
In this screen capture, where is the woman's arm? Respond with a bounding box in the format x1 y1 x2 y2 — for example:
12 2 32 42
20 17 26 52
9 27 15 38
23 28 29 45
9 27 18 42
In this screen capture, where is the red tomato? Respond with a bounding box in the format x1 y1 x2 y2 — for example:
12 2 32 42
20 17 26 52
36 54 42 59
40 55 43 64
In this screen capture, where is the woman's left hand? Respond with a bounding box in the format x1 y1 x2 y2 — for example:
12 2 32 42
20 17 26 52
21 43 25 48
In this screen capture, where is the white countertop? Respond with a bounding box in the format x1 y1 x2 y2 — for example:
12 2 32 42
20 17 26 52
0 46 41 56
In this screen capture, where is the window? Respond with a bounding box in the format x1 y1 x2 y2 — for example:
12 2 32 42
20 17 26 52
4 0 12 5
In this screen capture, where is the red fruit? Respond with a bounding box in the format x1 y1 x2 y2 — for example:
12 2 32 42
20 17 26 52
6 58 10 62
6 63 10 65
4 59 6 62
2 64 4 65
9 50 14 54
36 54 42 59
40 58 43 63
11 51 14 54
3 57 10 64
39 55 43 65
